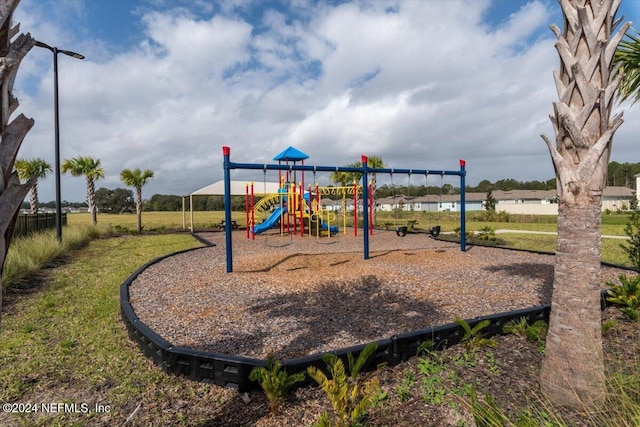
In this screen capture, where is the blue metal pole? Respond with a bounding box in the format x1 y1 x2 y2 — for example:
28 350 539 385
361 156 369 260
220 146 467 260
222 146 233 272
460 159 466 252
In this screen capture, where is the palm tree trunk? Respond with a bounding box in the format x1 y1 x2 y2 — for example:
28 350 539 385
87 179 97 225
136 187 142 233
29 183 38 214
0 0 36 330
540 202 604 406
371 173 377 227
539 0 630 410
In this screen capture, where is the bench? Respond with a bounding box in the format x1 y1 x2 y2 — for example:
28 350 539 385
216 220 239 230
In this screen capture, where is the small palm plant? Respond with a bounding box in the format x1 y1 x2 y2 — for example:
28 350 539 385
475 226 497 242
606 274 640 321
249 356 305 414
620 208 640 270
502 317 548 344
307 342 380 427
454 317 496 351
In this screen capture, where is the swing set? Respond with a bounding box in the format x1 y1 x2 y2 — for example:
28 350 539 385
391 171 444 238
222 146 467 273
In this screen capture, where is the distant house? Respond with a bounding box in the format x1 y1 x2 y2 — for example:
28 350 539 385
485 186 634 214
493 189 558 215
314 182 637 216
334 185 636 215
602 186 636 211
376 193 485 213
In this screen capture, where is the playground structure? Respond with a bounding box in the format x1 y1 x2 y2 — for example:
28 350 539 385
245 179 367 239
223 146 467 273
243 146 372 240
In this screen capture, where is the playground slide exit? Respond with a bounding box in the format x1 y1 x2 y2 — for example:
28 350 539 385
252 206 285 234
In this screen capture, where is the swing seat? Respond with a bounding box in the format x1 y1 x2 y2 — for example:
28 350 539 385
396 226 408 237
429 225 441 237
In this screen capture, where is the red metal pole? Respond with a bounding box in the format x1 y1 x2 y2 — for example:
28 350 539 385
251 183 255 240
316 183 320 237
369 183 373 235
245 184 249 239
299 182 304 237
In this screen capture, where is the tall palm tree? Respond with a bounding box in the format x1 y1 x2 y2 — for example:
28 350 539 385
615 28 640 104
61 156 105 225
539 0 630 410
331 156 386 227
14 158 52 214
120 168 154 233
0 0 35 329
366 156 386 226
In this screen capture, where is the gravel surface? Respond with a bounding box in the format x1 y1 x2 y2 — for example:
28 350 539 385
128 229 629 360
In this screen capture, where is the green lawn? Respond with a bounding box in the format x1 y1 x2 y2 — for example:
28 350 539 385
71 210 631 236
0 234 221 425
0 212 636 424
66 210 632 266
67 211 241 231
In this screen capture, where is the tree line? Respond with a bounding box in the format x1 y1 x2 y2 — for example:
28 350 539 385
27 160 639 213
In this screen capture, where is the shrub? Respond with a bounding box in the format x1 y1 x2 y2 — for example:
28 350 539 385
475 226 498 242
454 317 496 351
2 224 114 289
606 274 640 321
307 342 380 427
249 356 305 413
620 208 640 270
502 317 548 344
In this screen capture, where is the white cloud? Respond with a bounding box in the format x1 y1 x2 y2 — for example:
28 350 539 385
11 0 640 202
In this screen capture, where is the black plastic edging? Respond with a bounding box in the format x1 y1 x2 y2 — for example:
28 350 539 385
121 241 638 393
190 232 216 247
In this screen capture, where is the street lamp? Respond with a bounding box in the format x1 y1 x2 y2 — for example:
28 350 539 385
34 40 84 242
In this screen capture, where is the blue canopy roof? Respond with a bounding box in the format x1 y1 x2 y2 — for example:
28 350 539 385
273 146 309 161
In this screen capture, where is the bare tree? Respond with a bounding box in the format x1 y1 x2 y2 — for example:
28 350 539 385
539 0 630 409
0 0 35 329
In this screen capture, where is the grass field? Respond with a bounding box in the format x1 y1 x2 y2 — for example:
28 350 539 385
66 210 633 266
69 210 631 234
67 211 231 231
0 234 215 426
0 212 637 425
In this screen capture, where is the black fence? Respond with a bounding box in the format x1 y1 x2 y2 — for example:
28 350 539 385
13 213 67 238
121 238 630 393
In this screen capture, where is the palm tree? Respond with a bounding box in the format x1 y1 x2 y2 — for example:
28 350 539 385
14 158 52 214
120 168 154 233
61 156 105 225
539 0 630 410
366 155 386 226
0 0 35 329
615 28 640 104
331 156 386 227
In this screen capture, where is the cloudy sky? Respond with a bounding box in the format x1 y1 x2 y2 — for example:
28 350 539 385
12 0 640 202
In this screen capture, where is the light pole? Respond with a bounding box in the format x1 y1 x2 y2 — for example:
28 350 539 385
34 40 84 242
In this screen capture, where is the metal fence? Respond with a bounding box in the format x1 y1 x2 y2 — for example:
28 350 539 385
13 213 67 238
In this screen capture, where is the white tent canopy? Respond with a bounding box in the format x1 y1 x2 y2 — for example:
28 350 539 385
190 180 280 196
184 180 280 230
